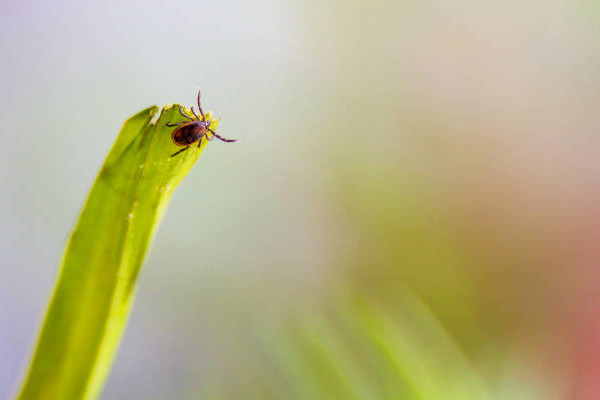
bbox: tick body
[172,120,210,146]
[166,89,237,157]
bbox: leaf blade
[18,104,213,400]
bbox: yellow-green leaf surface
[18,104,219,400]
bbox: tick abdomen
[172,123,206,146]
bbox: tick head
[202,112,220,130]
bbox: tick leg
[197,137,203,148]
[166,121,186,127]
[207,128,237,143]
[190,106,200,120]
[179,106,195,120]
[170,146,190,158]
[197,89,205,120]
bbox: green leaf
[17,104,218,400]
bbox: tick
[166,89,237,157]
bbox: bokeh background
[2,0,600,398]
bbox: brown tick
[166,89,237,157]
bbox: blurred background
[2,0,600,398]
